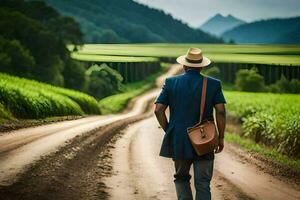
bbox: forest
[0,0,85,89]
[44,0,222,43]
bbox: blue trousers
[173,159,214,200]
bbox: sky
[135,0,300,27]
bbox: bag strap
[199,76,208,123]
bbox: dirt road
[104,116,300,200]
[0,64,299,200]
[0,65,182,187]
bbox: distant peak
[227,14,237,20]
[212,14,241,21]
[214,13,224,18]
[199,13,246,36]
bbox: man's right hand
[214,103,226,154]
[215,138,224,153]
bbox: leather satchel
[187,77,219,156]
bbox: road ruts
[104,116,300,200]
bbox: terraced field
[71,44,300,84]
[71,44,300,65]
[71,53,159,63]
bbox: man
[154,48,226,200]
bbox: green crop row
[0,73,100,119]
[70,44,300,65]
[71,52,159,63]
[0,102,14,122]
[225,91,300,158]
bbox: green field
[225,91,300,158]
[0,73,100,120]
[71,44,300,65]
[71,53,159,63]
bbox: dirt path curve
[0,64,182,186]
[104,116,300,200]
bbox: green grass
[225,132,300,171]
[98,63,169,114]
[0,73,100,120]
[71,52,159,63]
[0,103,14,120]
[220,82,236,90]
[225,91,300,158]
[0,102,15,124]
[70,44,300,65]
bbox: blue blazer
[155,69,226,160]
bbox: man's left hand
[215,138,224,153]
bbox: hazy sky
[135,0,300,27]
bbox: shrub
[267,75,300,94]
[63,59,87,91]
[98,65,165,114]
[202,66,220,79]
[86,64,123,99]
[235,68,265,92]
[289,79,300,93]
[0,37,35,78]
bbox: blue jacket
[155,69,226,160]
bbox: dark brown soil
[0,107,153,200]
[226,121,300,187]
[0,115,86,133]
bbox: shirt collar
[185,69,201,76]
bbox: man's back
[166,69,223,125]
[154,48,226,200]
[155,69,226,160]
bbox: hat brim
[176,55,211,68]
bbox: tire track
[103,116,300,200]
[0,64,182,199]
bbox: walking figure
[154,48,226,200]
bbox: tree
[235,68,265,92]
[0,37,35,78]
[0,1,85,88]
[63,59,87,91]
[85,64,123,99]
[100,29,123,43]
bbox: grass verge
[225,132,300,171]
[98,63,169,114]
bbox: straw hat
[176,48,211,68]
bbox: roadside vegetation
[85,64,124,99]
[98,63,169,114]
[207,65,300,166]
[234,67,300,93]
[0,73,100,121]
[225,133,300,171]
[225,91,300,158]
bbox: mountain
[222,17,300,44]
[43,0,222,44]
[199,14,246,36]
[275,26,300,44]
